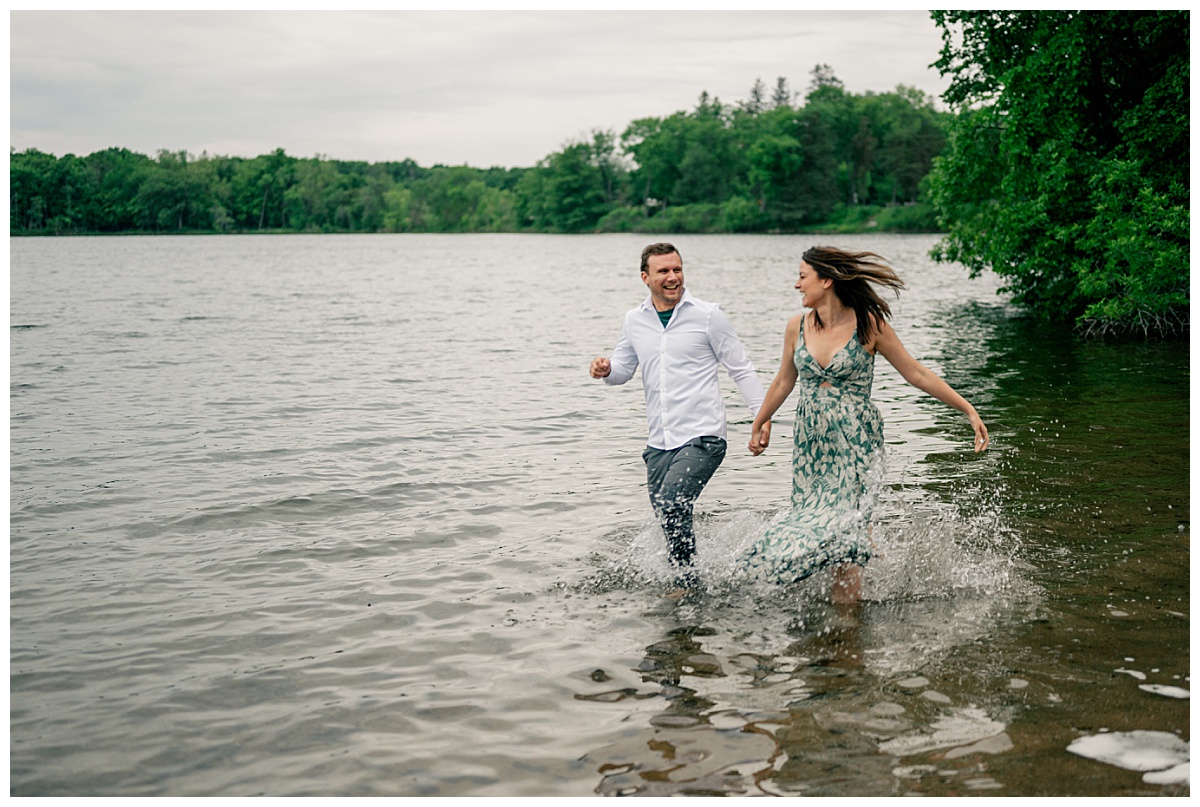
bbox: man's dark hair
[640,243,681,274]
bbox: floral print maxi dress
[749,317,885,583]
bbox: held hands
[590,357,611,378]
[748,420,771,455]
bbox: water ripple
[9,234,1188,797]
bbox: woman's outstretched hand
[970,411,989,452]
[749,420,772,455]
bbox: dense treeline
[928,10,1189,336]
[17,13,1186,336]
[10,66,949,237]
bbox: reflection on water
[10,234,1188,796]
[577,494,1043,796]
[572,267,1188,797]
[579,604,1029,796]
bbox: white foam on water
[878,707,1006,757]
[1067,731,1189,780]
[1144,763,1190,785]
[1139,684,1190,699]
[1116,668,1147,680]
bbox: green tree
[806,65,842,97]
[622,95,740,211]
[422,166,489,232]
[8,150,97,233]
[587,129,628,208]
[846,88,949,206]
[622,112,689,208]
[189,152,238,232]
[740,77,767,115]
[771,76,792,109]
[465,184,518,231]
[230,148,296,230]
[354,168,394,232]
[872,87,948,205]
[671,93,739,205]
[11,148,61,231]
[133,151,213,230]
[381,185,415,232]
[928,10,1189,335]
[284,157,353,231]
[748,104,840,227]
[513,167,550,230]
[804,66,871,206]
[11,65,955,238]
[740,100,803,213]
[539,141,611,232]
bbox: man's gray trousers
[642,435,727,579]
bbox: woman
[748,247,989,603]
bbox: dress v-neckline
[801,314,857,370]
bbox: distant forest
[10,66,949,237]
[11,12,1187,336]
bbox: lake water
[10,233,1189,796]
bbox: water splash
[583,473,1035,606]
[576,465,1043,675]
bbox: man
[590,243,769,589]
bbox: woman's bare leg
[831,563,862,604]
[831,525,875,605]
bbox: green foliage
[872,203,941,233]
[653,203,724,233]
[11,65,954,238]
[540,141,612,232]
[807,203,941,235]
[513,130,626,233]
[11,147,155,233]
[721,197,768,233]
[621,112,689,205]
[802,204,882,234]
[594,206,644,234]
[1074,160,1189,336]
[928,10,1189,336]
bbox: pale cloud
[11,10,950,167]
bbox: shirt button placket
[659,332,669,445]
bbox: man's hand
[590,357,611,378]
[749,420,771,455]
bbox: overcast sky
[11,10,953,169]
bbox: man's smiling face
[642,251,684,312]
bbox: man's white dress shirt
[605,289,765,450]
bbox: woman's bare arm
[873,319,989,452]
[749,315,802,455]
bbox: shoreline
[9,226,949,238]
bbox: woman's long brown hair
[802,246,906,345]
